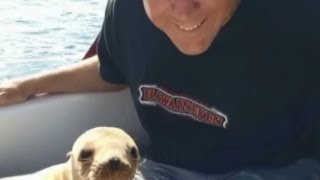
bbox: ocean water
[0,0,106,81]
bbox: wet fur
[1,127,140,180]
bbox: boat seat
[0,88,150,177]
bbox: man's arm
[0,55,127,106]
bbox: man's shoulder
[106,0,139,10]
[105,0,141,21]
[256,0,320,39]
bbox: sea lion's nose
[108,157,121,170]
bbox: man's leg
[135,158,320,180]
[134,158,206,180]
[208,158,320,180]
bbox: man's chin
[173,40,212,56]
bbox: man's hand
[0,79,31,106]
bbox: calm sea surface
[0,0,106,81]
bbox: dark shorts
[135,158,320,180]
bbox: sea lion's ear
[66,151,72,159]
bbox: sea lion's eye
[79,149,94,162]
[130,147,139,159]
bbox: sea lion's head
[68,127,140,180]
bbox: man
[0,0,319,179]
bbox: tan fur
[1,127,140,180]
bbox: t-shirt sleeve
[96,0,126,84]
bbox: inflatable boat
[0,37,150,177]
[0,89,150,177]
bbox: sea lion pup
[1,127,140,180]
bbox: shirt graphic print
[138,85,228,128]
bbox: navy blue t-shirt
[97,0,320,174]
